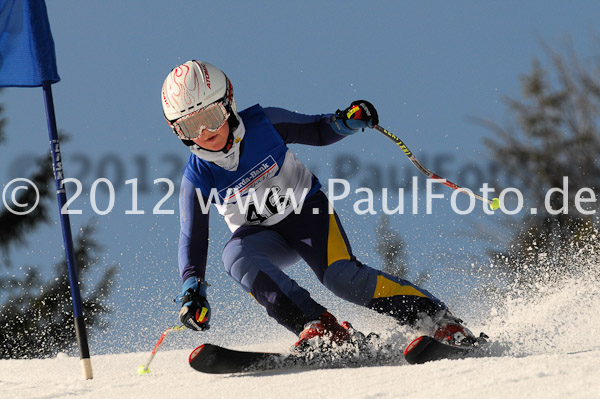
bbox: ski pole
[137,325,186,375]
[373,125,500,210]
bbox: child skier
[162,60,476,350]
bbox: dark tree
[0,93,117,358]
[480,44,600,290]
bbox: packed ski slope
[1,346,596,399]
[2,263,598,399]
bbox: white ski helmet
[161,60,241,149]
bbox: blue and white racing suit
[178,104,445,334]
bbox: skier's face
[191,120,230,151]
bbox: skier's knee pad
[222,239,259,290]
[222,238,242,276]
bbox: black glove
[335,100,379,132]
[176,277,211,331]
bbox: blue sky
[2,1,599,352]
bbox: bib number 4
[245,186,291,224]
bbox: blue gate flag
[0,0,60,87]
[0,0,90,379]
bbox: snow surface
[1,348,597,399]
[2,267,599,399]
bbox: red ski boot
[293,311,352,352]
[432,311,478,346]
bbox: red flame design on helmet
[167,63,201,113]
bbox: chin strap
[221,112,240,153]
[222,130,235,153]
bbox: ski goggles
[171,101,230,140]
